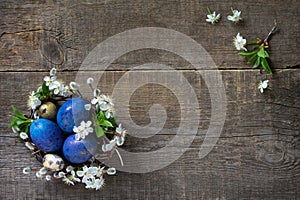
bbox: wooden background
[0,0,299,199]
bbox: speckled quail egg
[38,102,57,120]
[42,154,65,171]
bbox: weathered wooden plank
[1,131,299,199]
[0,70,299,199]
[1,70,299,136]
[0,0,299,72]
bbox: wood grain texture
[0,0,299,199]
[0,0,299,71]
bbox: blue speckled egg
[62,134,98,164]
[56,98,91,134]
[43,154,65,171]
[30,119,64,152]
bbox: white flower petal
[116,136,125,146]
[260,87,264,93]
[93,89,101,97]
[66,166,74,173]
[58,171,65,178]
[19,132,28,140]
[12,126,20,133]
[77,171,84,177]
[25,142,35,150]
[39,167,47,175]
[69,82,80,91]
[36,171,43,178]
[262,80,269,88]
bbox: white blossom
[27,91,41,110]
[95,166,104,177]
[62,170,80,185]
[115,124,126,146]
[77,166,97,183]
[44,76,60,90]
[94,177,105,190]
[227,9,242,23]
[84,177,104,190]
[258,80,269,93]
[206,8,221,24]
[59,84,71,97]
[102,140,117,152]
[73,121,94,141]
[62,176,75,185]
[233,33,247,51]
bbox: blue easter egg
[56,98,91,133]
[62,134,98,164]
[30,118,64,152]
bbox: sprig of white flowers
[22,164,116,190]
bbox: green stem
[246,40,258,45]
[231,7,234,13]
[207,7,212,15]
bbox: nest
[10,68,126,190]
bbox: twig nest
[43,154,65,171]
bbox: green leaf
[42,82,50,95]
[257,48,269,58]
[24,125,29,133]
[252,57,261,69]
[238,50,258,57]
[261,57,272,74]
[99,120,113,127]
[16,120,27,125]
[33,91,41,97]
[264,50,270,58]
[247,54,258,64]
[95,126,105,138]
[12,106,27,120]
[97,111,105,120]
[9,115,19,128]
[9,120,16,128]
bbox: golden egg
[38,102,57,120]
